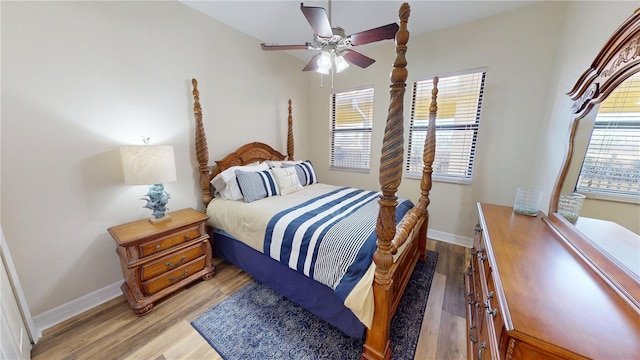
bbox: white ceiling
[181,0,539,61]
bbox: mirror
[548,9,640,312]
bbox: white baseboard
[428,229,473,248]
[30,230,469,342]
[32,280,123,341]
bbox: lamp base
[148,214,171,224]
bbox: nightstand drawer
[142,257,206,295]
[139,227,201,258]
[140,243,206,281]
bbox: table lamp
[120,144,177,223]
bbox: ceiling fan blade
[342,49,376,68]
[300,3,333,38]
[261,43,312,51]
[302,54,321,72]
[348,23,399,46]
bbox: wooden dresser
[465,203,639,359]
[108,208,215,315]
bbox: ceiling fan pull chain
[331,66,334,89]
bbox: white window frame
[330,86,374,173]
[405,68,487,184]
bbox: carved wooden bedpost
[363,3,410,360]
[192,78,213,206]
[287,99,295,160]
[418,77,438,261]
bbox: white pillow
[265,160,302,168]
[282,160,318,186]
[272,167,303,195]
[210,162,269,200]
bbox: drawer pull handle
[485,300,498,318]
[166,256,186,268]
[469,324,477,343]
[476,248,486,262]
[169,269,189,282]
[478,341,486,360]
[155,244,161,250]
[184,234,191,240]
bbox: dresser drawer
[139,226,202,258]
[142,256,206,295]
[140,243,206,281]
[467,224,501,360]
[465,268,482,358]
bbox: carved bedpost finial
[419,77,438,213]
[192,79,201,116]
[287,99,295,161]
[192,78,212,206]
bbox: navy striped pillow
[235,169,280,203]
[283,160,318,186]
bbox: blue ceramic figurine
[141,184,171,219]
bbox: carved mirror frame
[547,8,640,312]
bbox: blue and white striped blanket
[264,187,414,302]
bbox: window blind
[576,72,640,200]
[330,87,374,172]
[406,69,486,183]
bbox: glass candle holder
[558,192,586,224]
[513,188,543,216]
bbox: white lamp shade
[120,145,177,185]
[316,51,332,74]
[334,55,349,73]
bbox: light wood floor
[31,240,469,360]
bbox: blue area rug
[192,251,438,360]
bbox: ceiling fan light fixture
[316,51,332,73]
[334,54,349,73]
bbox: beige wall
[310,1,568,238]
[309,1,638,239]
[1,1,309,316]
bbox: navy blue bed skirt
[211,229,366,339]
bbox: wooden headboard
[191,80,295,205]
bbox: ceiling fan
[260,2,399,74]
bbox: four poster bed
[191,3,438,359]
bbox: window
[575,72,640,202]
[406,69,486,183]
[330,87,374,172]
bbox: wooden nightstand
[108,208,215,315]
